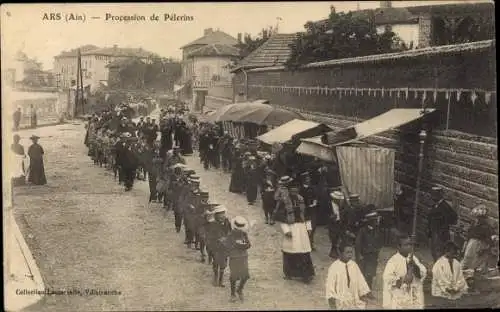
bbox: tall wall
[233,45,497,242]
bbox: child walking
[225,216,251,302]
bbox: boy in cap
[211,205,232,287]
[224,216,251,302]
[183,177,200,248]
[355,211,382,289]
[431,240,468,308]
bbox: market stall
[297,108,436,242]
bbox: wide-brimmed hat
[171,163,187,169]
[330,191,344,200]
[213,204,227,214]
[349,194,360,201]
[29,135,40,140]
[248,156,256,161]
[121,132,132,138]
[363,211,379,221]
[231,216,249,231]
[278,176,293,185]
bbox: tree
[285,10,407,69]
[113,57,181,91]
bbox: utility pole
[74,49,84,116]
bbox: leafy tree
[114,57,181,91]
[285,11,407,69]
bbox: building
[178,28,240,111]
[53,45,157,91]
[3,51,56,89]
[313,1,495,49]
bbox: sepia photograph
[1,1,498,311]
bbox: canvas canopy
[336,146,395,208]
[256,119,331,145]
[295,136,336,162]
[322,108,436,146]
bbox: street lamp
[411,129,428,242]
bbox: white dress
[382,252,427,309]
[279,221,312,254]
[325,259,370,310]
[432,256,468,300]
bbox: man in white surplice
[275,178,315,284]
[382,235,427,309]
[431,240,468,307]
[326,242,373,310]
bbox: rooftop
[55,45,157,58]
[180,29,239,49]
[247,39,495,72]
[231,33,300,72]
[313,2,494,29]
[187,44,240,58]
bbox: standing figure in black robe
[30,105,37,129]
[13,107,22,131]
[229,149,244,193]
[27,135,47,185]
[244,156,259,205]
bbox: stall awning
[257,119,332,145]
[295,136,337,162]
[323,108,436,146]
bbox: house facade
[178,28,240,111]
[53,45,156,91]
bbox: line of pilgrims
[83,105,498,308]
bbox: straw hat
[330,191,344,200]
[278,176,293,185]
[171,163,187,169]
[231,216,249,232]
[29,135,40,140]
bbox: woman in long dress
[244,156,259,205]
[27,135,47,185]
[229,148,245,193]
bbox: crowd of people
[81,103,498,309]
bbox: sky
[1,1,491,70]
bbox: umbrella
[205,103,251,123]
[221,103,303,127]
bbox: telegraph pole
[74,49,84,117]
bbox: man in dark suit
[428,186,458,261]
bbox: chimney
[204,28,213,36]
[380,1,392,8]
[237,33,242,43]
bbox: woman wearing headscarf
[27,135,47,185]
[11,134,27,186]
[461,204,496,293]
